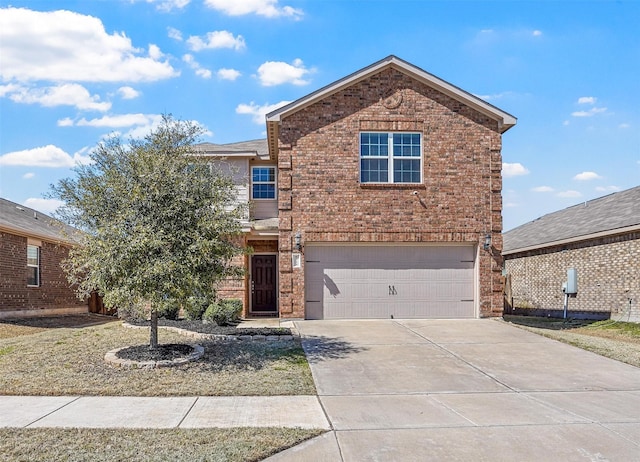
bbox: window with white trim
[360,132,422,184]
[27,245,40,287]
[251,166,276,199]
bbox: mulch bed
[129,319,292,337]
[116,343,196,362]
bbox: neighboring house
[209,55,516,320]
[503,186,640,321]
[0,198,88,318]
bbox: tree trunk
[150,307,158,349]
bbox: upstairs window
[360,132,422,184]
[252,166,276,199]
[27,245,40,287]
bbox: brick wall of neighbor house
[504,232,640,320]
[277,68,504,318]
[0,232,87,316]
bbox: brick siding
[277,68,504,318]
[0,232,87,316]
[504,232,640,321]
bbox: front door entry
[251,255,277,315]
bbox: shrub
[203,299,243,326]
[183,293,215,320]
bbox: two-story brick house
[208,55,516,320]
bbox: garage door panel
[305,245,476,319]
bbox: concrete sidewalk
[0,395,330,430]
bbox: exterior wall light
[483,233,492,251]
[294,231,302,251]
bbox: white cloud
[573,171,601,181]
[257,59,312,86]
[577,96,596,105]
[3,83,111,111]
[204,0,303,18]
[187,31,246,51]
[532,186,554,193]
[74,113,160,128]
[23,172,35,179]
[168,27,183,41]
[182,54,212,79]
[0,145,92,168]
[117,86,140,99]
[557,190,582,198]
[148,44,164,60]
[595,185,621,193]
[134,0,191,12]
[217,68,241,81]
[236,101,291,124]
[502,162,530,178]
[23,198,65,215]
[57,118,74,127]
[0,8,178,83]
[504,202,519,208]
[563,120,570,126]
[532,30,542,37]
[475,91,516,101]
[619,123,630,129]
[571,107,608,117]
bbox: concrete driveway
[267,319,640,462]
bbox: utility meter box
[565,268,577,295]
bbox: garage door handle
[389,285,397,295]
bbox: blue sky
[0,0,638,231]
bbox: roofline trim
[266,55,517,132]
[0,224,77,246]
[503,223,640,256]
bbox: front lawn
[504,315,640,368]
[0,427,323,462]
[0,316,316,396]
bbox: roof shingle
[503,186,640,254]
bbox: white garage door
[304,245,475,319]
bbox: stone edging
[121,322,295,342]
[105,344,205,369]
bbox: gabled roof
[266,55,517,159]
[503,186,640,255]
[194,139,269,160]
[0,198,79,244]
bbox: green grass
[585,320,640,336]
[0,428,324,462]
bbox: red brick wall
[277,68,504,318]
[0,232,87,315]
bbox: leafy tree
[51,115,246,348]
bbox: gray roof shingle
[195,139,268,159]
[503,186,640,254]
[0,198,79,244]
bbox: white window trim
[251,166,277,201]
[359,132,423,184]
[27,244,40,287]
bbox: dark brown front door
[251,255,277,314]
